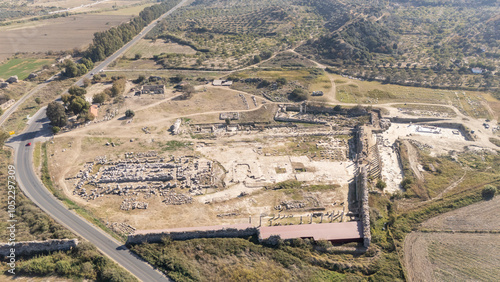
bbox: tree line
[83,0,181,63]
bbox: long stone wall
[358,167,371,248]
[0,239,78,256]
[127,227,258,245]
[354,126,371,248]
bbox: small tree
[376,179,387,189]
[62,59,79,78]
[69,96,89,115]
[46,102,67,127]
[0,129,9,147]
[401,178,413,190]
[68,86,87,97]
[290,88,307,101]
[35,97,42,105]
[92,92,108,104]
[276,77,287,86]
[83,78,91,88]
[482,185,497,200]
[135,75,146,84]
[125,109,135,118]
[61,94,72,105]
[52,126,60,134]
[134,53,142,60]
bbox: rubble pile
[72,155,218,207]
[124,151,158,158]
[163,192,193,205]
[275,200,306,211]
[109,222,136,235]
[120,198,149,210]
[238,93,249,109]
[217,212,239,218]
[408,139,433,150]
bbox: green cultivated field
[0,58,53,80]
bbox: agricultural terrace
[139,0,327,70]
[34,0,153,13]
[228,68,334,103]
[333,74,493,119]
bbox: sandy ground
[196,141,353,204]
[376,122,471,194]
[48,95,353,230]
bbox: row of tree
[62,58,94,78]
[83,0,181,63]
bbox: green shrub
[125,109,135,118]
[482,185,497,200]
[376,179,387,189]
[290,88,308,101]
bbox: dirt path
[403,140,423,181]
[287,49,338,103]
[433,171,467,200]
[404,232,434,282]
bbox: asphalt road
[7,110,169,281]
[76,0,191,87]
[7,109,169,281]
[4,0,191,280]
[0,73,59,127]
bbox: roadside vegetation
[0,241,137,281]
[0,140,135,280]
[130,236,375,281]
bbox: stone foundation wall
[127,228,258,245]
[0,239,78,256]
[354,126,371,248]
[358,167,371,248]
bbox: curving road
[7,110,169,281]
[4,0,191,280]
[76,0,191,87]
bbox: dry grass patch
[333,74,491,118]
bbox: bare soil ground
[47,134,351,230]
[45,83,353,232]
[0,14,131,62]
[404,196,500,282]
[421,196,500,231]
[405,232,500,282]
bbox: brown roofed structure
[259,221,363,242]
